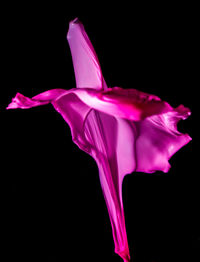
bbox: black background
[2,2,199,262]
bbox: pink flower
[7,18,191,262]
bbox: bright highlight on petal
[7,18,191,262]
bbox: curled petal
[67,18,107,90]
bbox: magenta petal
[84,110,133,261]
[7,18,192,262]
[67,18,107,90]
[6,89,67,109]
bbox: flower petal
[67,18,107,90]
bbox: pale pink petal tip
[6,93,25,109]
[71,17,79,24]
